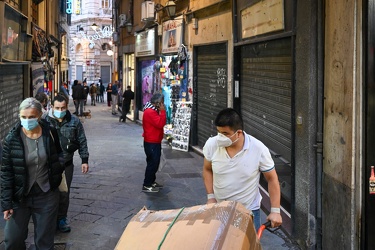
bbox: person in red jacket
[142,93,166,192]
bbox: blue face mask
[53,110,66,119]
[20,118,39,131]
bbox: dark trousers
[143,142,161,186]
[58,163,74,220]
[120,102,131,120]
[4,186,59,250]
[74,100,84,116]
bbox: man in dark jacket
[1,97,64,249]
[45,94,90,233]
[72,80,84,116]
[142,93,166,192]
[119,85,134,122]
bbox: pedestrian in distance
[202,108,283,231]
[100,82,105,103]
[119,85,134,122]
[142,93,166,192]
[1,97,64,250]
[44,94,90,233]
[82,80,89,106]
[106,83,112,107]
[96,83,100,103]
[60,82,69,104]
[89,83,97,106]
[72,80,85,117]
[35,92,49,118]
[111,82,119,115]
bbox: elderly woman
[1,97,64,250]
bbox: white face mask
[216,130,239,148]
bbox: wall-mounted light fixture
[165,1,176,18]
[125,22,133,34]
[90,23,98,31]
[155,0,177,19]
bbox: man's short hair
[53,94,68,106]
[214,108,244,131]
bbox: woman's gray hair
[150,93,164,104]
[19,97,43,114]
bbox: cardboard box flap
[115,201,262,250]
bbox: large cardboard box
[115,201,262,250]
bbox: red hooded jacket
[142,107,166,143]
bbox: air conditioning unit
[141,1,155,22]
[119,14,127,27]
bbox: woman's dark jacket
[1,120,64,211]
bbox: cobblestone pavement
[0,98,300,250]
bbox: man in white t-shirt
[202,108,282,231]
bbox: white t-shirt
[203,132,274,211]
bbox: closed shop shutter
[0,65,24,140]
[76,65,83,81]
[241,38,292,163]
[196,43,228,147]
[101,66,111,85]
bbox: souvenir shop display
[157,45,191,151]
[171,102,192,152]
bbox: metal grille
[0,65,24,140]
[196,43,228,147]
[240,38,292,163]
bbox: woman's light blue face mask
[20,118,39,131]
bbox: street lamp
[125,22,133,34]
[91,23,98,31]
[107,49,114,56]
[155,0,177,19]
[165,1,176,18]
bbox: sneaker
[57,218,71,233]
[142,185,159,193]
[152,182,164,189]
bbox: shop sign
[135,29,155,57]
[75,0,81,14]
[162,19,183,54]
[66,0,73,14]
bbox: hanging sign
[162,19,183,54]
[66,0,73,14]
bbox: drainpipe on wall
[315,0,324,248]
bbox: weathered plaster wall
[294,0,320,247]
[186,10,233,106]
[323,0,362,249]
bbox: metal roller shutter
[0,65,24,140]
[196,43,228,147]
[101,66,111,85]
[241,38,292,163]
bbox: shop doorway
[101,66,111,86]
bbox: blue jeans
[252,209,261,232]
[4,186,59,250]
[143,142,161,186]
